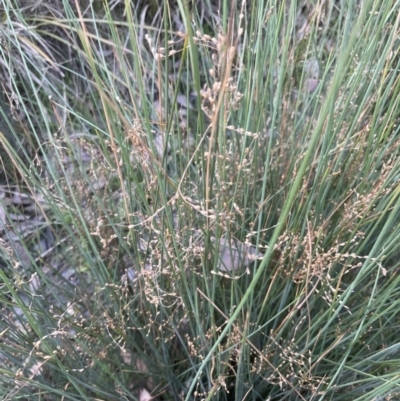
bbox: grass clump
[0,0,400,400]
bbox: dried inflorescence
[251,330,328,396]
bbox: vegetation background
[0,0,399,400]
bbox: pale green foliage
[0,1,400,400]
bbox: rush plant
[0,1,399,400]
